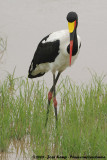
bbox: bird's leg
[50,72,61,93]
[53,74,58,123]
[47,72,60,107]
[45,72,60,127]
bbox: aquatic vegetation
[0,73,107,158]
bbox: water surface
[0,0,107,86]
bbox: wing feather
[28,34,60,78]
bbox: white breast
[50,49,79,73]
[48,31,80,73]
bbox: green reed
[0,72,107,158]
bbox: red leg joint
[53,97,57,108]
[48,91,52,101]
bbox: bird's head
[67,12,78,65]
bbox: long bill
[68,21,76,65]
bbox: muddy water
[0,0,107,159]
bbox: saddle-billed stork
[28,12,81,126]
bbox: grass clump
[0,73,107,158]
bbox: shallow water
[0,137,31,160]
[0,0,107,159]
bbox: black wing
[28,34,60,78]
[33,39,60,67]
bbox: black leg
[50,72,61,93]
[53,74,58,123]
[45,72,61,127]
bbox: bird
[28,12,81,126]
